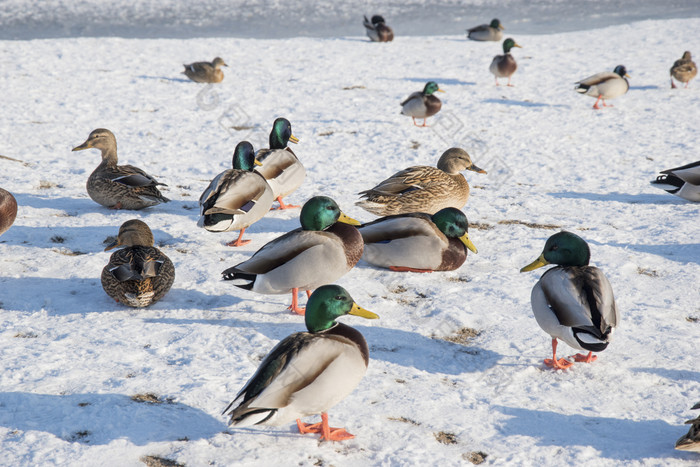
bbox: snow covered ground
[1,10,699,467]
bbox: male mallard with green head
[575,65,630,109]
[489,38,522,86]
[183,57,228,83]
[359,207,477,272]
[198,141,274,246]
[650,160,700,202]
[356,148,486,217]
[223,285,378,441]
[222,196,363,314]
[467,18,504,42]
[102,219,175,308]
[520,231,619,370]
[73,128,169,210]
[255,118,304,210]
[400,81,445,127]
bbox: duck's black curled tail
[221,267,256,290]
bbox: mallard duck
[363,15,394,42]
[182,57,228,83]
[222,196,363,315]
[198,141,274,247]
[670,51,697,89]
[489,38,522,86]
[676,402,700,452]
[650,160,700,202]
[101,219,175,308]
[520,231,619,370]
[0,188,17,236]
[575,65,630,109]
[467,18,504,42]
[356,148,487,217]
[400,81,445,127]
[72,129,169,210]
[223,284,378,441]
[255,118,304,210]
[359,207,477,272]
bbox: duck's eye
[550,245,559,251]
[334,295,346,301]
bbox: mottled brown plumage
[676,402,700,452]
[73,129,169,210]
[101,219,175,308]
[356,148,487,216]
[0,188,17,236]
[183,57,228,83]
[670,51,697,88]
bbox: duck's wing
[663,160,700,185]
[539,266,618,338]
[200,170,269,216]
[183,61,213,74]
[467,23,489,34]
[363,15,375,31]
[576,71,619,86]
[109,165,165,187]
[359,166,441,197]
[400,91,423,107]
[359,213,435,243]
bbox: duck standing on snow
[223,284,378,441]
[255,118,304,210]
[520,231,619,370]
[400,81,445,127]
[356,148,487,217]
[198,141,274,247]
[676,402,700,452]
[72,129,169,210]
[489,38,522,86]
[467,18,504,42]
[363,15,394,42]
[0,188,17,236]
[575,65,630,109]
[670,51,697,89]
[182,57,228,83]
[102,219,175,308]
[359,207,478,272]
[221,196,363,315]
[650,160,700,202]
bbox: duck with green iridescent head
[489,38,522,86]
[400,81,445,127]
[575,65,630,109]
[222,196,363,314]
[358,207,478,272]
[198,141,274,247]
[357,148,487,217]
[223,284,378,441]
[467,18,504,42]
[255,118,304,210]
[520,231,619,370]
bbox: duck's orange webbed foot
[320,412,354,441]
[272,196,300,210]
[296,419,322,434]
[543,339,573,370]
[573,352,597,363]
[286,288,306,315]
[226,229,251,247]
[389,266,434,273]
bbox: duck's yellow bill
[499,25,505,30]
[72,140,91,151]
[520,253,549,272]
[349,302,379,320]
[459,233,478,254]
[338,212,361,226]
[289,134,300,144]
[104,240,120,251]
[254,158,263,166]
[437,88,446,93]
[624,73,631,78]
[513,43,523,48]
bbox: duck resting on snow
[223,284,378,441]
[182,57,228,83]
[72,128,169,210]
[520,231,619,370]
[363,15,394,42]
[675,402,700,452]
[467,18,504,42]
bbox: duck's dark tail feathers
[221,267,256,290]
